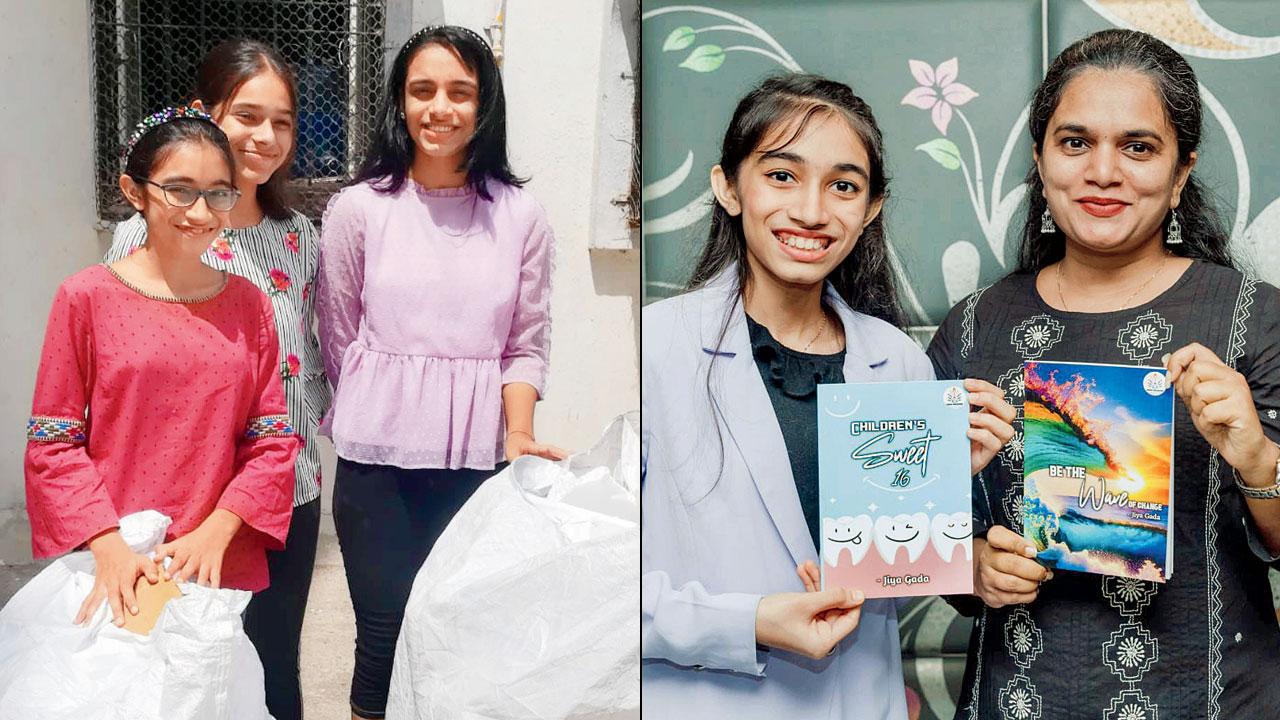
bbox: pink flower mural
[900,58,978,135]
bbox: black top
[745,313,845,553]
[926,260,1280,720]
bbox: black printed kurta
[926,261,1280,720]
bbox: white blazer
[641,267,936,719]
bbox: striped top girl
[106,211,330,506]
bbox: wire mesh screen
[91,0,388,223]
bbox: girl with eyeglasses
[315,25,562,719]
[102,38,325,720]
[25,106,297,647]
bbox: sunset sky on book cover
[818,380,974,599]
[1022,360,1175,582]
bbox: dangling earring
[1165,209,1182,245]
[1040,208,1057,234]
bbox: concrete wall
[0,1,640,556]
[0,2,102,562]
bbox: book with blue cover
[817,380,975,598]
[1021,360,1176,582]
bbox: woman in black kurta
[929,262,1280,719]
[926,29,1280,719]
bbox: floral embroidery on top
[285,231,300,253]
[27,415,87,443]
[1117,310,1173,362]
[281,353,301,380]
[1010,314,1064,359]
[245,414,295,439]
[999,674,1043,720]
[302,281,312,302]
[210,235,235,261]
[1104,690,1157,720]
[268,268,291,294]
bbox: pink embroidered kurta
[25,265,300,592]
[316,179,553,470]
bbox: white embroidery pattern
[1004,607,1044,666]
[1205,277,1256,718]
[961,285,990,359]
[962,607,989,719]
[999,673,1043,720]
[1105,689,1159,720]
[1116,310,1174,362]
[997,366,1027,419]
[1101,575,1161,717]
[1010,314,1064,360]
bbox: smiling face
[712,110,883,292]
[125,141,234,255]
[212,69,294,187]
[1036,68,1193,255]
[403,42,479,166]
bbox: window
[91,0,388,223]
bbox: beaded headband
[404,24,492,54]
[120,105,218,166]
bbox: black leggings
[243,497,321,720]
[332,457,503,719]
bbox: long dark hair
[684,74,903,497]
[354,25,524,200]
[195,38,298,221]
[687,73,905,329]
[1018,28,1234,271]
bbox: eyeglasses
[135,178,241,212]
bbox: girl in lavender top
[315,25,564,720]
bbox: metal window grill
[91,0,388,224]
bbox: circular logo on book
[943,385,965,406]
[1142,371,1169,396]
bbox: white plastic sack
[0,511,273,720]
[387,412,640,720]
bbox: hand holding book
[972,525,1051,609]
[754,586,866,660]
[1166,342,1277,484]
[963,378,1018,476]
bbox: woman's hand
[755,586,866,660]
[1167,343,1278,481]
[973,525,1050,608]
[153,508,243,588]
[964,378,1017,477]
[505,430,569,462]
[76,529,160,626]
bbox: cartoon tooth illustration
[930,511,973,562]
[873,513,930,564]
[822,515,872,566]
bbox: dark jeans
[333,457,503,719]
[243,497,321,720]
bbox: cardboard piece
[121,575,183,635]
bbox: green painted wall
[642,1,1280,332]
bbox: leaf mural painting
[679,44,726,72]
[663,26,696,51]
[916,139,963,171]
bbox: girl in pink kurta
[25,107,298,628]
[315,26,561,719]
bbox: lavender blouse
[315,179,553,470]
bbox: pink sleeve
[218,297,299,550]
[24,284,118,558]
[315,191,364,390]
[500,212,553,397]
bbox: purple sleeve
[500,212,553,397]
[315,192,365,390]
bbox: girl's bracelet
[506,430,534,441]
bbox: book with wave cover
[1022,360,1176,581]
[818,380,974,598]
